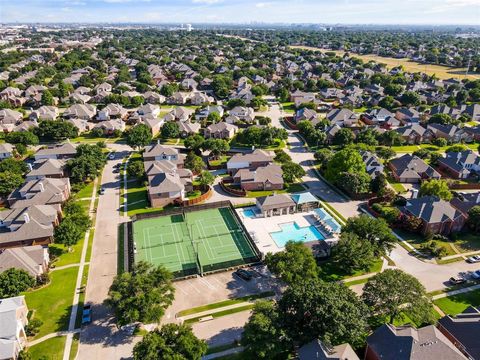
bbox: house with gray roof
[204,122,238,139]
[427,123,472,143]
[0,144,14,160]
[437,150,480,179]
[7,178,70,210]
[143,144,185,165]
[29,106,59,121]
[396,124,434,144]
[0,245,49,278]
[256,194,296,217]
[25,159,66,181]
[298,339,359,360]
[326,108,359,127]
[63,104,96,120]
[34,143,76,161]
[361,151,384,178]
[233,164,284,191]
[365,324,467,360]
[450,192,480,216]
[0,296,28,360]
[227,149,274,172]
[389,154,441,183]
[437,306,480,360]
[400,196,466,235]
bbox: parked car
[234,269,253,281]
[471,270,480,279]
[82,304,92,325]
[108,152,115,160]
[466,255,480,263]
[449,276,466,285]
[99,187,105,195]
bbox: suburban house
[97,103,128,121]
[34,143,77,161]
[93,119,125,135]
[146,172,192,208]
[450,192,480,216]
[290,90,316,107]
[190,92,213,105]
[62,104,97,121]
[25,159,66,181]
[0,109,23,132]
[295,108,319,125]
[427,123,472,143]
[0,296,29,360]
[361,151,384,178]
[7,178,71,210]
[195,105,224,122]
[204,122,238,139]
[298,339,359,360]
[365,324,467,360]
[0,205,60,249]
[389,154,441,183]
[437,151,480,179]
[29,106,59,121]
[395,107,422,124]
[396,124,435,144]
[437,306,480,360]
[137,103,161,118]
[227,149,274,173]
[362,108,395,126]
[163,107,190,122]
[326,108,359,127]
[65,118,90,133]
[400,196,466,235]
[139,117,164,137]
[229,106,255,123]
[0,245,49,278]
[256,194,296,217]
[0,143,14,160]
[232,164,284,191]
[143,144,186,165]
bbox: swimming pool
[243,209,257,219]
[269,222,325,248]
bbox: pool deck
[236,207,338,255]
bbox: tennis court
[132,207,259,277]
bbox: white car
[472,270,480,279]
[108,152,115,160]
[467,255,480,263]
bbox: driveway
[78,149,139,360]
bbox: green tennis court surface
[133,207,258,276]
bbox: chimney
[411,189,419,199]
[157,139,160,145]
[476,193,480,204]
[39,182,45,192]
[23,212,30,223]
[27,163,33,171]
[457,152,461,163]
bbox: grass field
[133,207,258,276]
[28,335,66,360]
[318,259,383,282]
[434,289,480,315]
[289,45,479,81]
[24,267,78,339]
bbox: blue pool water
[270,222,325,248]
[243,209,257,218]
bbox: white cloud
[192,0,222,4]
[256,2,274,8]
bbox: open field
[289,45,480,81]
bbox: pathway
[202,346,245,360]
[432,283,480,300]
[29,329,81,347]
[178,300,260,323]
[63,177,99,360]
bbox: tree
[279,279,369,348]
[339,171,371,195]
[127,160,145,180]
[133,324,207,360]
[41,90,54,106]
[342,215,396,256]
[241,301,291,360]
[54,218,83,250]
[332,232,376,274]
[428,113,457,125]
[281,161,305,184]
[34,120,78,141]
[314,148,334,168]
[127,124,152,149]
[376,147,396,161]
[0,171,24,196]
[0,268,36,298]
[107,261,174,326]
[184,134,205,154]
[264,241,318,285]
[356,128,379,146]
[333,128,354,146]
[160,122,180,139]
[274,150,291,164]
[371,173,388,197]
[198,170,215,187]
[185,152,204,174]
[206,112,221,124]
[419,179,452,201]
[379,130,403,146]
[362,269,434,325]
[67,144,106,183]
[0,158,28,174]
[203,138,229,158]
[468,206,480,233]
[400,91,421,106]
[446,144,468,153]
[324,147,366,184]
[5,131,39,146]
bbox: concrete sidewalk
[432,283,480,300]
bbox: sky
[1,0,479,25]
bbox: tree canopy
[0,268,36,298]
[127,124,152,149]
[419,179,452,201]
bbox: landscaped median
[176,291,275,325]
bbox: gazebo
[291,192,320,212]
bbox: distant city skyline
[1,0,479,25]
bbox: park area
[132,206,260,277]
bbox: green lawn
[396,229,457,257]
[77,199,91,213]
[28,335,66,360]
[177,291,275,317]
[434,289,480,315]
[389,181,407,193]
[209,155,229,167]
[73,181,95,200]
[318,259,383,282]
[246,183,305,198]
[280,102,296,114]
[49,241,83,267]
[74,265,89,329]
[24,267,78,339]
[184,304,254,325]
[126,180,150,216]
[69,334,80,360]
[453,233,480,253]
[391,145,421,153]
[118,224,125,274]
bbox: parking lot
[162,266,282,324]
